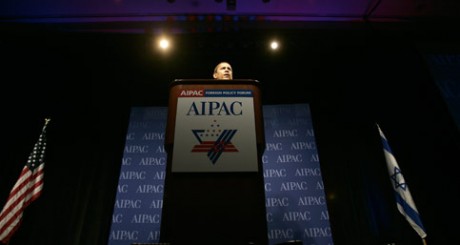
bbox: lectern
[160,79,267,245]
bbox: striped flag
[0,119,50,244]
[377,124,427,240]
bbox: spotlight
[159,39,170,49]
[270,41,279,50]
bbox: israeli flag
[377,124,427,239]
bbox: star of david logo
[190,120,238,164]
[390,166,407,191]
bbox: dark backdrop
[1,21,459,245]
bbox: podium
[160,79,268,245]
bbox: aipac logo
[191,120,238,164]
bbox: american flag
[0,118,50,244]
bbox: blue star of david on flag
[390,166,407,190]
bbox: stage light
[154,35,173,55]
[159,39,170,49]
[270,40,279,51]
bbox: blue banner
[263,104,333,245]
[108,107,167,244]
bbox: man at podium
[160,62,268,245]
[213,61,233,80]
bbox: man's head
[213,62,233,80]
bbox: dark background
[1,18,460,245]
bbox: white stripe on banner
[377,124,427,239]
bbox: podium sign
[172,89,258,172]
[161,79,268,245]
